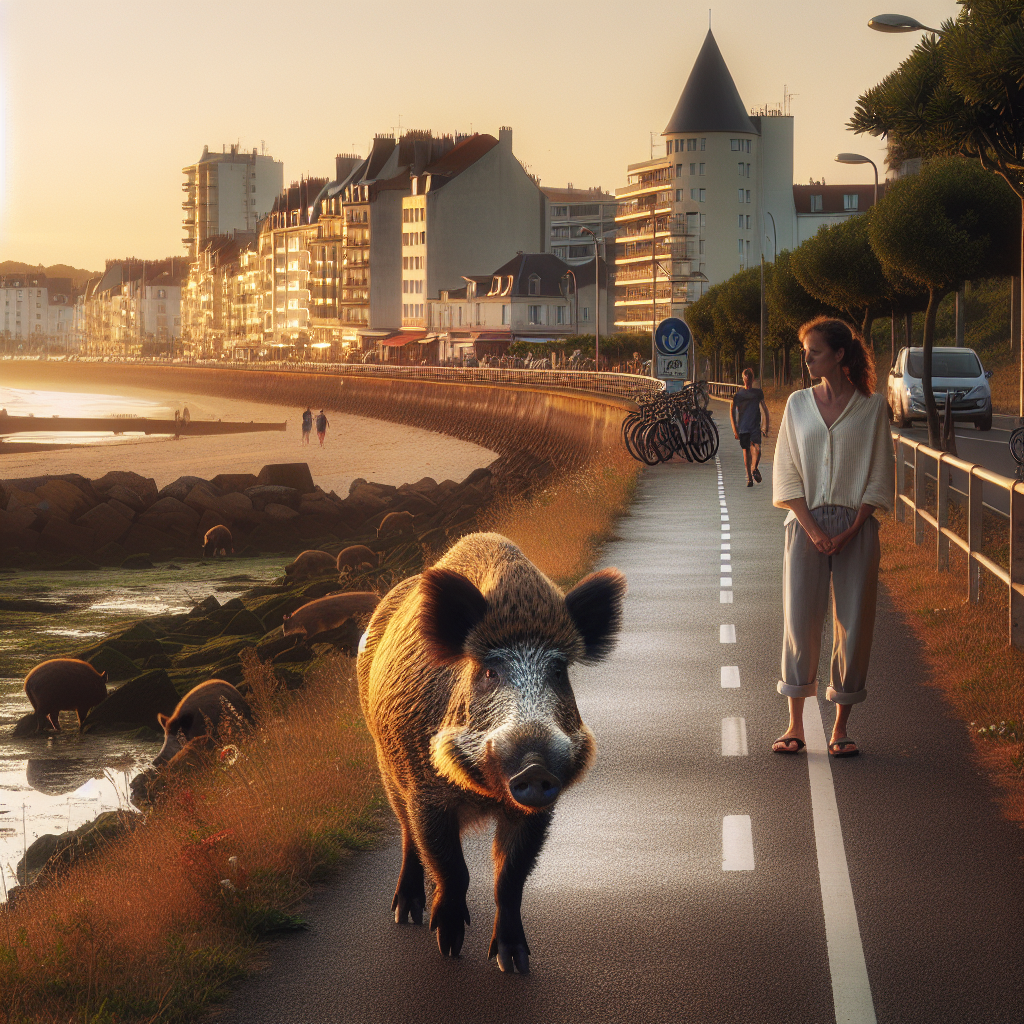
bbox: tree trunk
[861,310,876,388]
[922,288,945,450]
[905,311,913,349]
[890,311,896,374]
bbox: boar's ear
[157,713,170,729]
[564,568,627,663]
[419,568,488,664]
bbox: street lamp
[868,13,944,35]
[579,225,600,370]
[835,153,879,207]
[560,269,578,342]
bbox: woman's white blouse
[772,387,894,523]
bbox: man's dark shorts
[739,429,761,450]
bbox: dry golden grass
[878,514,1024,825]
[0,653,381,1024]
[988,361,1021,417]
[480,447,642,588]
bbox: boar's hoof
[489,917,531,973]
[492,942,530,975]
[508,765,562,809]
[392,891,425,926]
[430,899,470,958]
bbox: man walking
[301,407,312,445]
[731,368,770,486]
[315,408,329,447]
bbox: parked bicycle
[621,381,719,465]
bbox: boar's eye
[476,665,501,693]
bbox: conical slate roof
[664,30,757,136]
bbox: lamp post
[835,152,879,207]
[868,12,944,35]
[579,225,600,369]
[560,268,578,344]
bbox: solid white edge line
[806,707,877,1023]
[722,815,754,870]
[721,716,748,755]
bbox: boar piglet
[358,532,626,974]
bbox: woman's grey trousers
[777,504,880,705]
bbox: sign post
[654,317,691,394]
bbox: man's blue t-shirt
[731,387,764,433]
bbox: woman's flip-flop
[828,739,860,758]
[772,736,805,754]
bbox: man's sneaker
[753,468,762,484]
[747,478,753,487]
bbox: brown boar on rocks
[203,524,233,557]
[24,659,108,732]
[154,680,253,764]
[358,532,626,974]
[284,549,337,578]
[281,591,380,638]
[377,510,415,542]
[336,544,378,574]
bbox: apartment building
[613,29,798,331]
[80,258,186,355]
[181,232,258,357]
[542,186,617,266]
[182,144,283,259]
[793,182,886,244]
[1,273,76,348]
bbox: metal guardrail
[707,381,742,400]
[895,434,1024,649]
[7,356,667,403]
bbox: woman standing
[771,318,894,757]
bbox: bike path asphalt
[213,430,1024,1024]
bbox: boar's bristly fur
[358,531,626,975]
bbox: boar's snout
[508,764,562,809]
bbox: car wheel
[975,413,992,431]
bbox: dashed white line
[721,717,748,755]
[720,665,740,688]
[720,624,736,643]
[722,815,755,871]
[720,591,733,603]
[721,543,731,550]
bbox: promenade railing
[14,355,666,403]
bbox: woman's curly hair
[798,316,876,396]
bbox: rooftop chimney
[499,126,513,149]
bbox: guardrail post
[895,438,905,523]
[1011,482,1023,648]
[914,448,926,545]
[968,466,982,604]
[936,452,949,571]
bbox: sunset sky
[0,0,955,270]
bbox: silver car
[887,346,993,431]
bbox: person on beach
[301,407,313,445]
[315,409,329,447]
[771,317,894,758]
[730,368,770,486]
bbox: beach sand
[0,382,495,493]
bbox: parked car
[887,346,993,431]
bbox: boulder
[137,496,201,537]
[257,463,315,493]
[220,491,255,519]
[103,484,148,513]
[1,503,37,530]
[33,810,143,886]
[35,479,93,520]
[266,503,299,521]
[245,485,301,511]
[122,522,179,556]
[39,516,95,556]
[158,475,218,503]
[86,646,140,682]
[7,486,44,509]
[83,669,180,733]
[221,609,265,636]
[211,473,259,493]
[245,521,303,554]
[183,483,224,516]
[106,497,136,522]
[15,833,61,886]
[12,712,39,737]
[93,541,129,566]
[0,509,39,552]
[76,502,133,547]
[92,471,158,506]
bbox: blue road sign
[655,318,691,356]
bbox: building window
[569,245,592,258]
[552,226,570,239]
[528,305,542,324]
[746,163,751,177]
[739,162,745,176]
[676,163,682,176]
[738,239,744,254]
[746,215,751,229]
[739,189,745,203]
[556,306,566,325]
[700,214,706,228]
[731,139,741,151]
[553,246,568,257]
[502,304,511,325]
[810,194,823,212]
[528,275,541,296]
[699,189,706,202]
[552,206,567,216]
[691,188,697,201]
[582,306,590,321]
[475,303,481,323]
[738,215,744,228]
[667,142,672,156]
[746,190,751,203]
[699,238,705,254]
[701,138,706,150]
[699,163,705,175]
[458,307,463,326]
[844,193,859,211]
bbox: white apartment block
[542,186,617,266]
[182,144,284,259]
[1,274,75,347]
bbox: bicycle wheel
[689,412,719,463]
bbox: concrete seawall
[3,363,631,472]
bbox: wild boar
[281,591,380,638]
[131,734,219,807]
[24,659,108,733]
[203,524,233,557]
[377,510,415,543]
[284,549,337,579]
[358,532,626,973]
[336,544,378,574]
[155,680,253,764]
